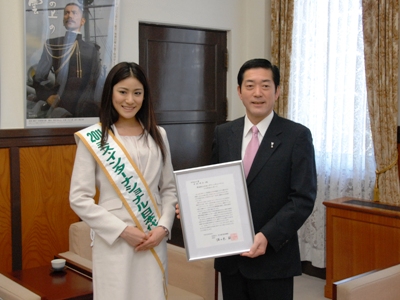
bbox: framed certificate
[174,160,254,261]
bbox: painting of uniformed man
[26,0,117,127]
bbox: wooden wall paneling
[1,127,81,270]
[20,145,80,269]
[10,147,22,271]
[0,128,79,148]
[0,148,12,273]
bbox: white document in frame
[185,173,245,248]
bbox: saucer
[51,266,66,272]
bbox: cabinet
[324,197,400,298]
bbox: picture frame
[174,160,255,261]
[24,0,119,128]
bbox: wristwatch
[158,225,169,236]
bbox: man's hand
[119,226,148,248]
[46,94,60,107]
[241,232,268,258]
[135,227,166,251]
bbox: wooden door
[139,23,227,246]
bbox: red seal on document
[230,233,238,241]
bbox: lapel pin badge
[271,142,274,148]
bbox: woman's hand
[175,203,181,219]
[135,226,167,251]
[120,226,148,248]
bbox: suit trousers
[220,270,293,300]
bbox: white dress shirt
[241,111,274,158]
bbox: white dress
[69,125,177,300]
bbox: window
[290,0,376,268]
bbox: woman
[69,62,177,299]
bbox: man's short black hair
[65,2,83,13]
[237,58,280,90]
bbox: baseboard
[301,261,326,279]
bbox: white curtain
[289,0,376,268]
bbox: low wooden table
[7,264,93,299]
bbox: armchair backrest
[0,273,41,300]
[334,264,400,300]
[69,221,92,260]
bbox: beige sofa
[59,221,216,300]
[333,264,400,300]
[0,273,40,300]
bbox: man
[177,58,317,299]
[31,2,100,118]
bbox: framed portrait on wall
[24,0,119,128]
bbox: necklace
[45,39,82,78]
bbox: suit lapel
[247,114,283,183]
[228,118,244,161]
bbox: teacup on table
[51,258,66,271]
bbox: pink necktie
[243,126,259,177]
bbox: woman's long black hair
[99,62,166,162]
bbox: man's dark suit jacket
[212,113,317,280]
[32,31,100,117]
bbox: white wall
[0,0,25,128]
[0,0,271,129]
